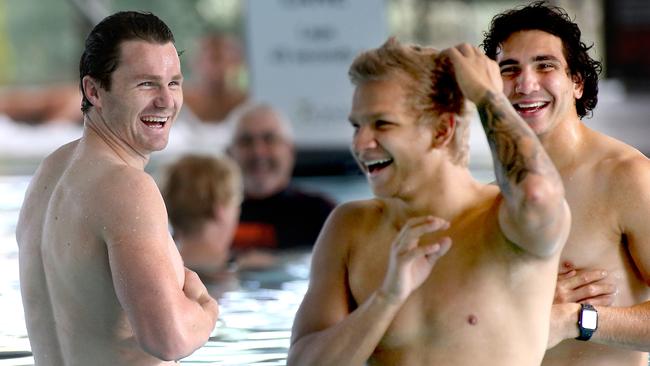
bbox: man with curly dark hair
[483,2,650,365]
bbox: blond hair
[162,154,242,235]
[349,37,472,166]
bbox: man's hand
[441,43,503,104]
[183,268,219,312]
[379,216,452,304]
[555,264,617,305]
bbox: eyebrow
[132,73,183,81]
[348,112,393,124]
[498,55,561,68]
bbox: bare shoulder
[96,164,159,200]
[587,130,650,212]
[311,198,386,257]
[320,199,386,239]
[329,199,386,224]
[17,140,79,238]
[29,140,79,184]
[607,150,650,208]
[88,163,166,235]
[592,133,649,194]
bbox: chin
[369,184,393,199]
[149,142,169,152]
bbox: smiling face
[94,40,183,153]
[229,107,295,199]
[496,30,583,137]
[349,76,435,198]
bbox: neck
[539,116,585,171]
[177,220,231,274]
[83,112,149,170]
[393,158,483,221]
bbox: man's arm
[443,44,569,257]
[100,170,218,361]
[288,203,451,366]
[551,156,650,350]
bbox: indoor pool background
[0,173,377,366]
[0,170,498,365]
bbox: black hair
[481,1,602,118]
[79,11,175,114]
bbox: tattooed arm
[442,44,570,257]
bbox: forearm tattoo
[477,91,550,198]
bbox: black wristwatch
[576,303,598,341]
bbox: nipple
[467,314,478,325]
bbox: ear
[82,75,103,110]
[572,74,584,100]
[432,112,456,148]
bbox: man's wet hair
[349,37,471,166]
[79,11,176,114]
[481,1,602,119]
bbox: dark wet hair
[481,1,602,118]
[79,11,175,114]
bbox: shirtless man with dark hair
[483,3,650,365]
[17,11,218,365]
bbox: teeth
[516,102,546,109]
[141,116,168,123]
[366,158,392,166]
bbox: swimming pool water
[0,175,314,365]
[0,169,496,365]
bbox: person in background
[183,32,249,125]
[227,103,335,257]
[288,37,570,366]
[16,11,218,365]
[482,2,650,365]
[162,154,243,282]
[0,84,82,124]
[169,32,250,154]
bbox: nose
[352,124,377,153]
[154,87,174,109]
[250,138,272,157]
[514,67,540,95]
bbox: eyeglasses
[234,132,286,148]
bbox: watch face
[582,310,598,330]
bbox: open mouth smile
[513,101,549,115]
[141,116,169,129]
[364,158,394,175]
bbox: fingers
[183,267,209,300]
[395,216,449,253]
[442,43,479,59]
[571,282,617,303]
[581,294,615,306]
[404,236,452,263]
[554,268,617,304]
[557,269,576,280]
[561,269,608,290]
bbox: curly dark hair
[481,1,602,119]
[79,11,175,114]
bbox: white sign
[245,0,388,148]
